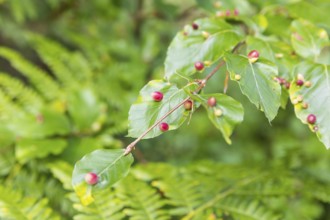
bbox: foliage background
[0,0,330,219]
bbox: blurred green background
[1,0,330,219]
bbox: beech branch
[124,60,226,155]
[123,41,245,156]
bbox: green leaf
[16,138,67,164]
[225,53,281,121]
[11,107,71,138]
[47,160,74,190]
[193,93,244,144]
[288,1,330,30]
[269,41,299,77]
[128,80,195,139]
[0,72,43,114]
[0,146,15,176]
[316,45,330,65]
[73,187,126,220]
[61,137,104,164]
[67,88,101,131]
[264,14,291,39]
[246,36,275,63]
[72,149,134,206]
[164,18,241,81]
[289,62,330,149]
[0,185,61,220]
[152,177,202,216]
[0,124,14,147]
[117,175,170,220]
[247,37,297,108]
[0,47,60,100]
[217,197,280,220]
[291,19,329,62]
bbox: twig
[124,60,226,155]
[123,40,246,155]
[124,96,190,155]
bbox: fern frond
[306,183,330,203]
[30,37,76,87]
[8,167,76,219]
[0,89,25,119]
[152,176,202,216]
[0,184,61,220]
[73,188,125,220]
[217,196,281,220]
[0,47,59,100]
[47,160,74,191]
[8,0,37,23]
[235,176,295,197]
[0,146,15,176]
[0,73,43,113]
[117,175,170,220]
[30,35,92,83]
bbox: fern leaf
[47,160,74,190]
[73,188,125,220]
[30,35,92,83]
[235,176,295,197]
[307,183,330,203]
[116,175,170,220]
[152,176,202,216]
[0,146,15,176]
[217,196,281,220]
[9,0,37,23]
[30,36,78,87]
[0,89,24,119]
[0,184,61,220]
[0,73,43,113]
[0,47,59,100]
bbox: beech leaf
[72,149,134,205]
[225,53,281,121]
[165,18,241,81]
[192,93,244,144]
[289,62,330,149]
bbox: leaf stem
[124,60,226,155]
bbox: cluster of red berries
[289,74,316,129]
[275,77,291,89]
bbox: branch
[123,40,247,155]
[124,96,190,155]
[124,60,226,155]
